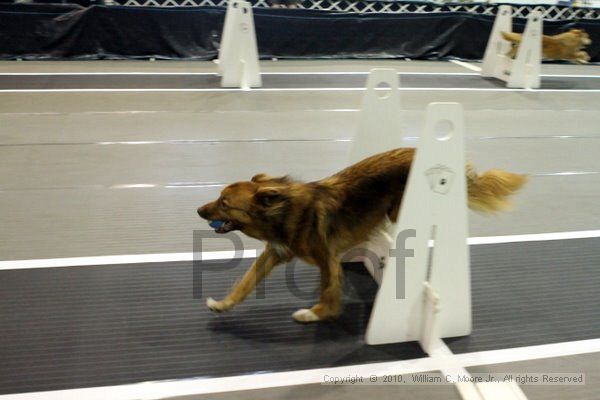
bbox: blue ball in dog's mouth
[209,220,237,233]
[209,220,225,229]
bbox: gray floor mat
[1,238,599,394]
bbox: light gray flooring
[469,352,600,400]
[0,60,599,260]
[166,353,599,400]
[172,379,462,400]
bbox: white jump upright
[348,69,405,164]
[217,0,261,89]
[346,70,527,400]
[481,5,542,89]
[364,102,471,351]
[346,70,471,349]
[345,69,406,282]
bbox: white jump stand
[347,68,405,164]
[217,0,261,89]
[364,103,528,400]
[481,5,542,89]
[344,69,407,283]
[346,71,528,400]
[365,102,472,351]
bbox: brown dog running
[197,148,526,323]
[502,28,592,64]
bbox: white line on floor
[535,171,600,177]
[467,229,600,245]
[0,71,598,78]
[0,72,215,76]
[0,250,257,270]
[0,71,476,76]
[543,74,600,78]
[450,60,483,72]
[1,229,599,270]
[2,87,600,93]
[1,338,598,400]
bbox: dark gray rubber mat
[0,261,423,394]
[1,238,599,394]
[2,73,600,90]
[447,237,600,353]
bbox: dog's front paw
[206,297,234,313]
[292,308,320,323]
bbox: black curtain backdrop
[0,4,598,61]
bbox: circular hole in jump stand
[434,120,454,141]
[375,81,392,99]
[243,7,248,13]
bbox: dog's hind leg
[207,245,287,313]
[293,255,343,323]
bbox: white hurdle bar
[481,5,542,89]
[346,70,528,400]
[217,0,262,89]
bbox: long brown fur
[501,29,592,64]
[197,148,526,323]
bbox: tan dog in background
[197,148,526,323]
[502,28,592,64]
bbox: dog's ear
[254,187,284,207]
[251,173,293,183]
[251,173,272,183]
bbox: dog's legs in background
[293,255,343,323]
[207,246,286,313]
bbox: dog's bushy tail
[466,165,527,213]
[501,31,522,43]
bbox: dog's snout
[197,203,217,219]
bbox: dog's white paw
[206,297,233,313]
[292,308,320,323]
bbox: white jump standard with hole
[346,68,405,280]
[216,0,261,89]
[481,5,542,89]
[347,69,528,400]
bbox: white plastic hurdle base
[428,337,529,400]
[344,69,409,282]
[481,5,542,89]
[217,0,262,89]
